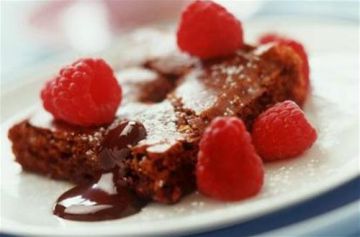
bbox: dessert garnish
[53,171,145,221]
[99,120,147,170]
[41,58,122,126]
[252,100,317,161]
[54,120,147,221]
[177,0,243,59]
[196,117,264,201]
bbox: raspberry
[196,117,264,201]
[252,100,317,161]
[177,0,243,59]
[41,58,122,126]
[258,33,310,86]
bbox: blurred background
[1,0,358,84]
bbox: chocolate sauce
[53,171,145,221]
[99,120,146,170]
[54,120,147,221]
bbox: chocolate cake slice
[8,43,307,203]
[8,112,106,184]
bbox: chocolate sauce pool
[54,120,147,221]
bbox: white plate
[1,18,359,236]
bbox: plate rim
[1,167,359,236]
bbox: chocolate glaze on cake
[8,37,307,205]
[171,44,305,140]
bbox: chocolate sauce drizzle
[54,120,147,221]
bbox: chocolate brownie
[8,112,106,184]
[120,44,306,202]
[8,43,307,203]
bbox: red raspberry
[41,58,122,126]
[258,33,310,87]
[196,117,264,201]
[252,100,317,161]
[177,0,243,59]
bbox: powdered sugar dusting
[117,100,181,153]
